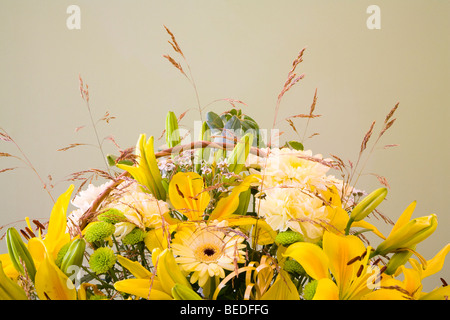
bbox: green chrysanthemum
[84,221,115,243]
[89,247,117,275]
[97,209,127,225]
[122,228,146,246]
[283,259,306,276]
[303,280,318,300]
[275,230,304,246]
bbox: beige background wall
[1,1,449,292]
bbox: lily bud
[6,227,36,282]
[165,111,181,149]
[374,214,437,256]
[171,283,202,300]
[60,238,86,276]
[227,133,253,174]
[384,245,415,275]
[350,187,388,222]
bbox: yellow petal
[0,253,19,279]
[227,216,277,245]
[0,260,28,300]
[389,201,416,236]
[44,185,74,259]
[114,278,172,300]
[352,220,386,239]
[144,227,169,252]
[322,231,366,297]
[156,249,191,294]
[283,242,329,280]
[209,174,259,221]
[363,288,410,300]
[27,237,46,269]
[168,172,210,221]
[312,278,339,300]
[421,243,450,279]
[420,285,450,300]
[260,270,299,300]
[117,255,153,279]
[35,253,77,300]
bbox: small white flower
[68,182,109,228]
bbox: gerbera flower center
[194,243,222,262]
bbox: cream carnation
[108,182,170,230]
[261,148,331,192]
[257,186,330,242]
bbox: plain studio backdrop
[0,1,449,293]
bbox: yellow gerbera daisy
[171,221,247,287]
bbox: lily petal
[322,231,366,298]
[313,278,339,300]
[114,278,172,300]
[168,172,210,221]
[421,243,450,279]
[35,253,77,300]
[117,255,153,279]
[283,242,329,280]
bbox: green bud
[227,133,253,174]
[60,239,86,276]
[350,187,388,222]
[55,242,71,268]
[171,283,202,300]
[6,228,36,282]
[384,246,415,275]
[165,111,181,149]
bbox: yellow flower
[171,221,246,287]
[114,248,194,300]
[365,243,450,300]
[168,171,210,221]
[284,231,377,300]
[374,201,437,256]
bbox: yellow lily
[117,134,166,201]
[321,186,386,239]
[162,172,272,247]
[284,231,378,300]
[0,260,28,300]
[168,171,211,221]
[34,243,77,300]
[374,201,437,256]
[367,243,450,300]
[0,253,20,279]
[260,270,300,300]
[114,248,194,300]
[27,185,74,265]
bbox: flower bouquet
[1,27,449,301]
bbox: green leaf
[288,141,304,151]
[206,111,224,130]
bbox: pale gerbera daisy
[171,221,247,287]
